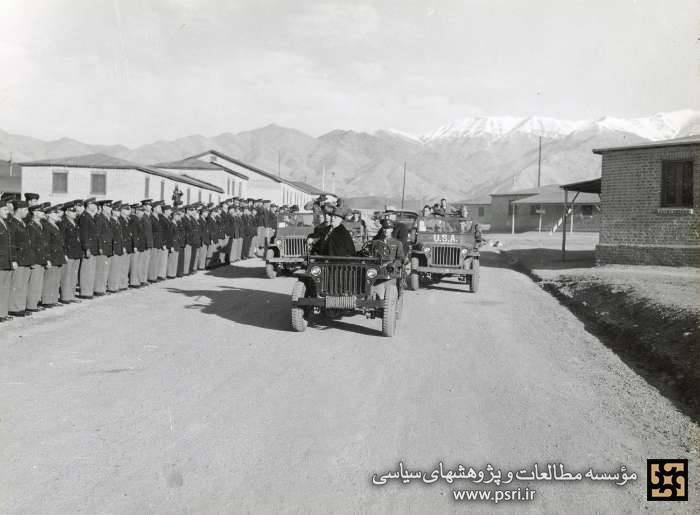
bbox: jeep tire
[265,250,277,279]
[381,283,398,337]
[291,281,308,332]
[409,257,420,291]
[470,259,480,293]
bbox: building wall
[596,144,700,266]
[490,193,599,233]
[458,203,491,226]
[489,194,530,231]
[157,167,245,201]
[21,166,221,205]
[194,153,314,205]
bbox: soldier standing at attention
[140,200,154,285]
[199,207,211,270]
[148,201,163,282]
[179,205,192,276]
[157,203,171,281]
[25,205,47,312]
[41,204,65,307]
[78,198,99,299]
[107,201,124,293]
[188,204,202,274]
[129,203,146,287]
[94,200,113,296]
[8,201,31,316]
[0,200,13,321]
[119,204,134,290]
[163,206,178,279]
[60,202,82,303]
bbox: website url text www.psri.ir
[453,487,536,503]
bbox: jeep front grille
[282,237,307,256]
[432,245,461,266]
[320,263,367,296]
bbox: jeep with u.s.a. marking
[408,215,484,292]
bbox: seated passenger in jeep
[314,206,356,256]
[371,218,405,261]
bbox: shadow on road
[166,285,291,332]
[202,261,268,280]
[504,248,596,271]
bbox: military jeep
[264,212,316,278]
[290,240,406,337]
[408,215,483,292]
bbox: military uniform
[140,204,154,284]
[61,205,82,302]
[78,202,99,298]
[120,207,134,289]
[41,208,65,306]
[129,207,146,287]
[0,202,12,319]
[108,203,125,293]
[8,207,31,315]
[148,204,162,281]
[94,203,114,295]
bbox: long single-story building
[20,153,223,205]
[488,184,600,233]
[593,135,699,266]
[153,156,249,201]
[455,196,492,225]
[181,150,319,208]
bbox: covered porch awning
[560,177,601,261]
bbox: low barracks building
[594,135,699,266]
[20,154,223,205]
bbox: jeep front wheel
[470,259,480,293]
[381,283,398,337]
[265,250,277,278]
[291,281,308,332]
[409,257,420,291]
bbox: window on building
[507,200,515,215]
[52,170,68,194]
[198,190,202,202]
[208,193,212,203]
[238,182,242,197]
[144,177,150,198]
[227,178,230,195]
[661,160,693,208]
[530,204,539,216]
[160,181,165,201]
[581,205,594,216]
[478,207,485,217]
[90,173,106,195]
[187,188,191,203]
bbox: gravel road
[1,251,697,514]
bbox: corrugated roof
[180,174,225,192]
[153,156,249,181]
[513,190,600,205]
[189,149,285,184]
[490,184,561,197]
[593,134,700,153]
[20,153,223,193]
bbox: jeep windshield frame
[417,215,473,234]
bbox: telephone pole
[322,164,326,192]
[537,136,542,187]
[401,161,407,208]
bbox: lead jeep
[408,215,483,292]
[290,240,406,337]
[264,212,316,278]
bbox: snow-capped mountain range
[396,109,700,142]
[1,110,699,201]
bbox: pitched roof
[20,153,223,193]
[561,177,601,194]
[593,134,700,153]
[180,174,225,192]
[490,184,561,197]
[289,181,324,195]
[512,190,599,205]
[152,156,249,180]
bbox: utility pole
[401,161,407,209]
[537,136,542,187]
[322,164,326,192]
[331,172,336,193]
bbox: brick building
[593,135,699,266]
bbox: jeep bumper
[292,296,383,309]
[414,265,472,275]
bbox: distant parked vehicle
[264,212,316,278]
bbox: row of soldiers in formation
[0,193,281,322]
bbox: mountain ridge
[2,110,698,201]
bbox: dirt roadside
[495,247,699,439]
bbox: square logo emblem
[647,459,688,501]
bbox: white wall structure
[153,156,249,201]
[187,150,319,207]
[20,153,223,205]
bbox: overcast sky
[1,0,698,146]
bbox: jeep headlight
[310,265,321,277]
[276,239,282,246]
[423,246,431,254]
[461,248,469,256]
[366,268,378,279]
